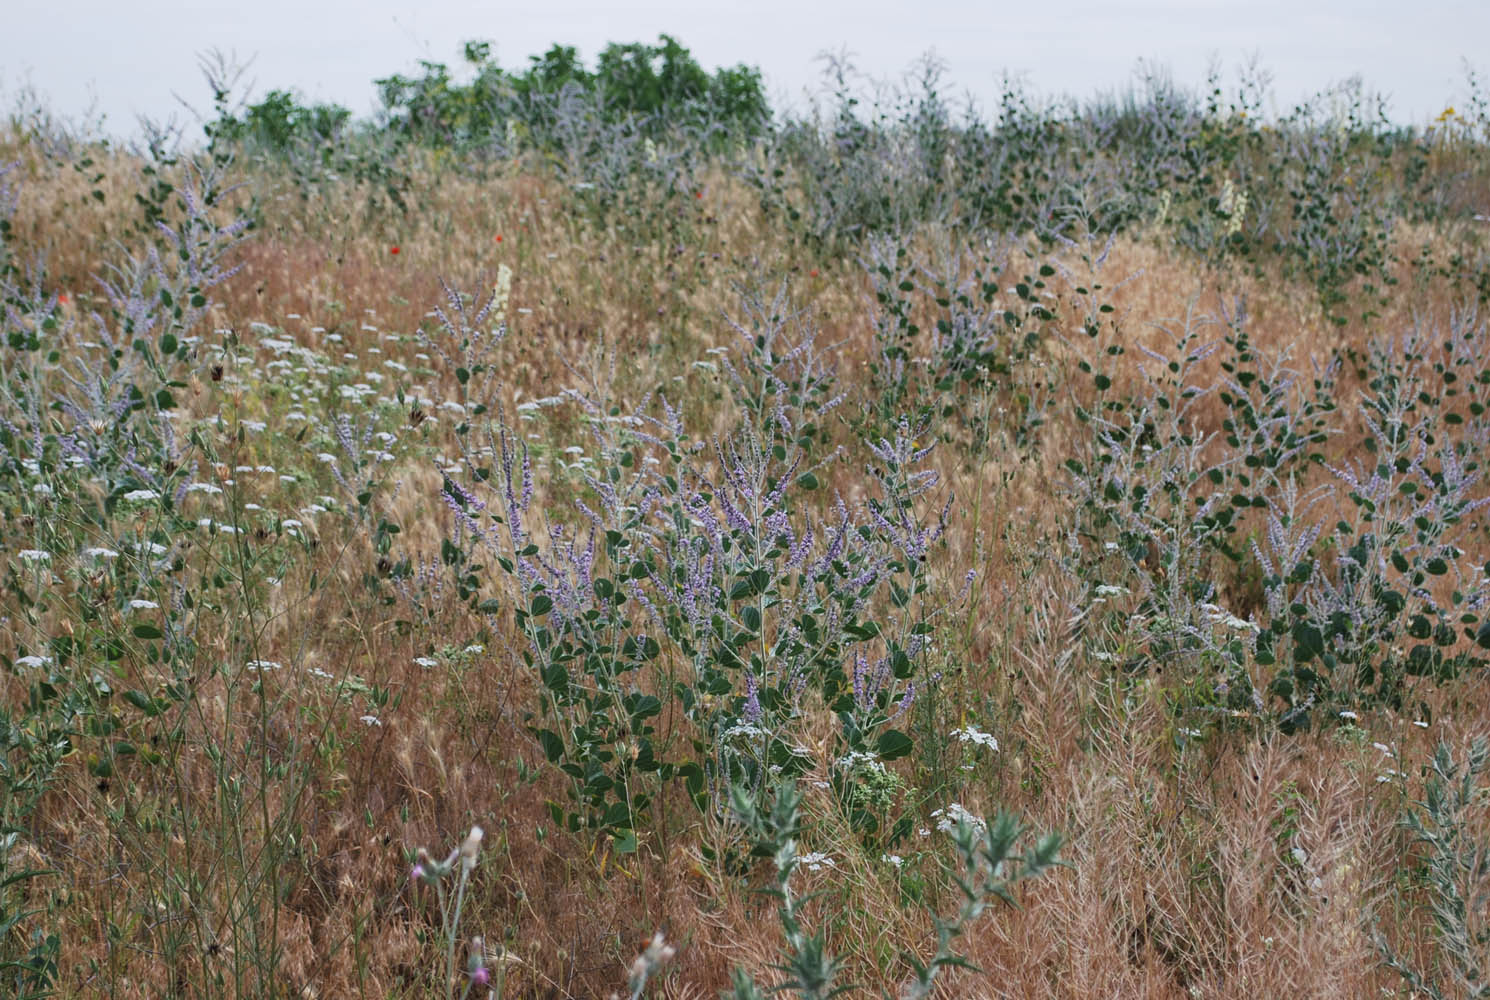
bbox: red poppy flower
[57,294,69,304]
[809,269,819,278]
[390,246,401,255]
[695,190,703,199]
[495,234,503,243]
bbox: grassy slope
[3,130,1489,999]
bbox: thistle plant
[724,782,849,1000]
[896,808,1064,999]
[409,825,492,999]
[719,781,1062,1000]
[625,931,678,999]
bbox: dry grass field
[4,60,1490,999]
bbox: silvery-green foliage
[719,280,844,460]
[433,291,949,843]
[1,132,255,999]
[859,234,1062,460]
[1062,263,1490,728]
[1061,284,1343,725]
[1253,313,1490,724]
[1379,739,1490,1000]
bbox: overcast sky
[4,0,1484,138]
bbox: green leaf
[679,762,705,801]
[1291,622,1324,662]
[602,801,632,830]
[876,728,914,760]
[536,728,564,763]
[123,689,160,716]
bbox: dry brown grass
[5,133,1490,1000]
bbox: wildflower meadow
[4,38,1490,998]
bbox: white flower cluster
[492,264,513,320]
[797,851,835,872]
[951,725,999,752]
[834,749,887,777]
[930,802,986,834]
[1218,177,1250,237]
[1199,602,1260,634]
